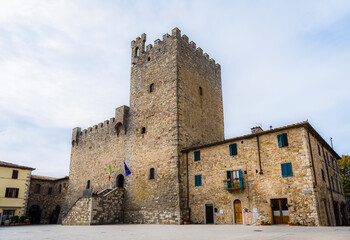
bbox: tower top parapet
[130,27,220,69]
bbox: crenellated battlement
[71,106,129,145]
[130,27,220,70]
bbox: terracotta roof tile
[0,161,35,170]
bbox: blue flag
[124,161,131,176]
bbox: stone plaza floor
[0,224,349,240]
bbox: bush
[11,216,19,223]
[19,216,27,223]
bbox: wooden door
[205,204,214,224]
[271,198,289,224]
[234,199,243,224]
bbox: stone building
[27,175,68,224]
[63,28,347,226]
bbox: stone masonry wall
[63,188,124,225]
[183,126,320,226]
[306,130,347,226]
[27,177,68,224]
[62,197,91,225]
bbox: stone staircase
[62,187,125,225]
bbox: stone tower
[64,28,224,224]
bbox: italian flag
[108,164,112,182]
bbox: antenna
[330,137,333,149]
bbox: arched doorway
[117,174,124,188]
[50,205,61,224]
[28,205,41,224]
[233,199,243,224]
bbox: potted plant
[4,217,10,226]
[184,218,191,225]
[19,216,26,225]
[288,221,299,226]
[11,216,20,225]
[24,217,30,225]
[260,216,271,225]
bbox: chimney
[251,126,263,134]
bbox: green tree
[339,155,350,198]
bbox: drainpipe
[186,152,191,219]
[322,145,335,226]
[307,131,317,187]
[256,135,263,174]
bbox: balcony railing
[223,179,244,190]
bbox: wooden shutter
[195,175,202,186]
[194,151,200,162]
[238,169,243,188]
[15,189,19,198]
[287,163,293,176]
[5,188,9,197]
[277,134,283,147]
[229,144,237,156]
[282,133,288,147]
[281,163,287,177]
[226,171,232,188]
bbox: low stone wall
[62,188,124,225]
[91,188,124,224]
[62,197,92,225]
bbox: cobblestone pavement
[0,224,349,240]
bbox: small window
[135,47,139,57]
[86,180,90,189]
[199,86,203,96]
[331,176,334,191]
[195,175,202,186]
[321,169,325,182]
[326,152,329,165]
[149,168,155,180]
[277,133,288,148]
[141,127,146,134]
[317,144,321,155]
[149,83,154,93]
[147,57,151,61]
[194,151,200,162]
[12,170,19,179]
[229,143,237,156]
[34,184,41,194]
[5,188,19,198]
[58,184,62,194]
[48,187,53,195]
[281,162,293,177]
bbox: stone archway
[50,205,61,224]
[116,174,124,188]
[28,205,41,224]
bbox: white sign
[219,209,224,215]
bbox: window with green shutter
[195,175,202,186]
[281,162,293,177]
[194,151,200,162]
[277,133,288,148]
[229,143,237,156]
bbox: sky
[0,0,349,177]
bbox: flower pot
[4,220,10,226]
[184,221,190,225]
[260,223,271,225]
[288,223,299,226]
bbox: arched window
[135,47,139,57]
[117,174,124,188]
[48,187,53,195]
[86,180,90,189]
[58,184,62,194]
[34,184,41,194]
[149,168,155,180]
[149,83,154,93]
[199,86,203,96]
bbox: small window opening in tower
[141,127,146,134]
[148,57,151,61]
[135,47,139,57]
[149,168,155,180]
[86,180,90,189]
[150,83,154,93]
[199,86,203,96]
